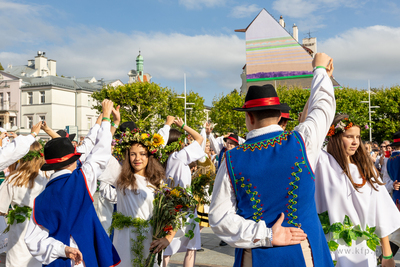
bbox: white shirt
[24,121,112,266]
[208,68,336,248]
[0,134,36,171]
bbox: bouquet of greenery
[191,167,215,205]
[145,184,199,267]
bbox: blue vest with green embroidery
[226,130,333,267]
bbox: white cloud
[229,4,261,18]
[319,25,400,87]
[179,0,226,9]
[272,0,365,19]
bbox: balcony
[0,102,18,111]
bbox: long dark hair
[327,114,383,191]
[117,142,165,194]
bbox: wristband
[111,122,119,128]
[383,253,393,260]
[31,132,37,137]
[102,117,111,122]
[313,66,326,72]
[181,123,185,130]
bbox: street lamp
[177,74,195,125]
[360,80,380,141]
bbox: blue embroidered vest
[387,151,400,208]
[33,169,120,267]
[217,147,227,169]
[226,130,333,267]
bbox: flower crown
[327,117,355,138]
[113,128,165,160]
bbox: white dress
[164,141,206,256]
[315,150,400,267]
[113,174,159,267]
[0,173,48,267]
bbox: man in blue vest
[209,53,335,266]
[25,100,120,267]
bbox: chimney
[48,59,56,76]
[27,59,34,67]
[279,15,285,28]
[293,23,298,42]
[35,51,49,76]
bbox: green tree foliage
[168,91,206,130]
[0,62,4,71]
[210,89,246,135]
[91,82,170,131]
[371,86,400,142]
[91,82,206,132]
[277,85,400,143]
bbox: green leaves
[328,240,339,252]
[318,211,380,252]
[4,205,32,234]
[210,89,246,135]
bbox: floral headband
[113,128,165,160]
[327,117,355,138]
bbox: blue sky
[1,0,400,105]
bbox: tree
[0,62,4,71]
[210,89,246,135]
[91,82,170,131]
[168,91,206,130]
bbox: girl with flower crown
[101,125,175,267]
[0,137,55,267]
[312,114,400,267]
[163,117,205,267]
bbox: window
[39,115,45,122]
[7,92,10,102]
[28,92,33,105]
[0,93,3,108]
[87,117,92,129]
[27,116,33,128]
[40,91,45,104]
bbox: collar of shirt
[49,169,72,181]
[246,124,283,141]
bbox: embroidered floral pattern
[237,131,291,152]
[235,177,263,222]
[287,160,305,227]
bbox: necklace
[354,173,367,187]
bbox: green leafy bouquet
[191,167,215,205]
[3,205,32,233]
[145,184,199,267]
[319,211,380,266]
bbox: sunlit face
[341,126,360,158]
[364,143,371,153]
[205,142,210,154]
[226,139,238,151]
[129,143,149,175]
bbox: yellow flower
[141,133,149,140]
[152,133,164,147]
[170,188,181,198]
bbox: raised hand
[174,117,185,129]
[165,115,175,126]
[312,53,332,70]
[205,122,212,135]
[102,99,113,119]
[112,105,121,124]
[31,121,42,136]
[271,213,307,246]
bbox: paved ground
[0,193,399,266]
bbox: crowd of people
[0,52,400,267]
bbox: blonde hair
[7,142,48,188]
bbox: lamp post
[176,73,194,125]
[360,80,380,142]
